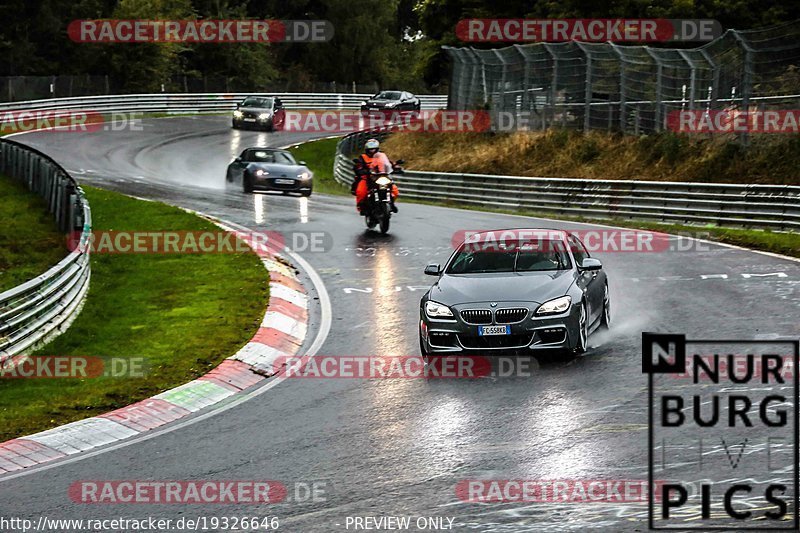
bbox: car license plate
[478,325,510,336]
[275,178,295,185]
[243,118,256,122]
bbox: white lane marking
[0,215,332,483]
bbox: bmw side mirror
[234,157,242,163]
[424,263,441,276]
[580,258,602,271]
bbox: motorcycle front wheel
[379,204,391,234]
[365,215,377,229]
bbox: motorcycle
[352,158,403,234]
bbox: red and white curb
[0,222,307,475]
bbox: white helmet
[365,139,380,153]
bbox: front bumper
[232,116,273,129]
[419,304,581,354]
[250,175,312,192]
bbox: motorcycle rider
[352,138,398,214]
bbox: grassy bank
[381,129,800,185]
[288,137,348,195]
[290,136,799,258]
[0,186,269,440]
[0,175,68,292]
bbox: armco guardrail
[0,139,91,361]
[0,93,448,115]
[334,129,800,231]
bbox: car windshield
[446,239,571,274]
[241,149,296,164]
[374,91,401,100]
[240,97,273,108]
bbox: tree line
[0,0,796,93]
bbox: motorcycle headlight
[297,171,310,180]
[535,295,572,316]
[425,301,453,319]
[375,176,392,186]
[233,110,243,118]
[258,113,270,120]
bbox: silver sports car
[419,229,610,356]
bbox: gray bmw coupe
[419,229,610,357]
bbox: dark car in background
[226,147,313,196]
[419,229,610,357]
[360,91,421,114]
[232,96,285,131]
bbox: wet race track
[1,116,799,531]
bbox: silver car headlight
[233,110,243,118]
[535,295,572,316]
[425,301,453,319]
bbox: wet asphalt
[0,116,798,532]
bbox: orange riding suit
[355,152,399,209]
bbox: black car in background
[360,91,421,114]
[232,96,285,131]
[226,147,313,196]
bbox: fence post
[731,30,754,146]
[645,49,664,132]
[576,43,592,132]
[543,44,558,130]
[610,43,626,132]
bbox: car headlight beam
[425,301,453,319]
[233,110,243,118]
[535,295,572,316]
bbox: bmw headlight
[255,169,266,177]
[535,295,572,316]
[425,301,453,319]
[297,171,310,180]
[361,101,367,106]
[258,113,270,120]
[386,102,397,108]
[233,110,243,118]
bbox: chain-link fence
[444,20,800,136]
[0,76,384,102]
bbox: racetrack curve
[1,116,798,531]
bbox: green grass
[0,175,68,292]
[291,138,800,258]
[0,186,269,440]
[287,137,350,196]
